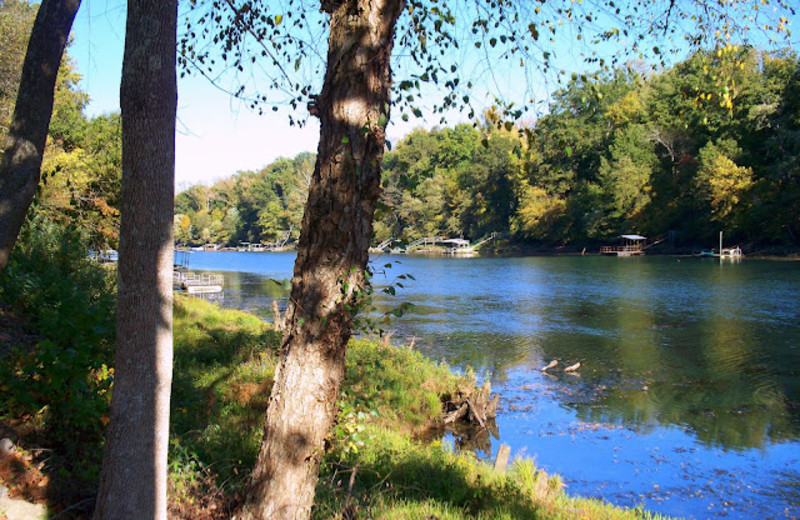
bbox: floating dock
[173,271,224,294]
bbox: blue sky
[68,0,798,189]
[71,0,324,189]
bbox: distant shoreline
[176,243,800,260]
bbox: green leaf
[275,14,283,25]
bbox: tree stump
[442,380,498,429]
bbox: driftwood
[271,300,284,332]
[540,360,558,372]
[494,444,511,473]
[380,331,394,348]
[442,380,498,430]
[564,362,581,373]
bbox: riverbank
[473,239,800,259]
[169,296,672,519]
[2,290,673,519]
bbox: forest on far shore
[175,47,800,251]
[19,40,794,253]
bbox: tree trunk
[240,0,404,518]
[0,0,81,272]
[92,0,177,518]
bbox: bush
[0,214,116,494]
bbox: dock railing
[600,245,645,254]
[173,271,224,288]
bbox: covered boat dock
[601,234,646,256]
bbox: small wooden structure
[389,233,498,255]
[173,271,224,294]
[601,234,646,256]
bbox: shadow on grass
[170,296,281,485]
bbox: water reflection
[180,251,800,518]
[369,256,800,452]
[196,253,800,451]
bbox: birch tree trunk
[240,0,404,517]
[92,0,177,518]
[0,0,81,271]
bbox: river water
[179,251,800,519]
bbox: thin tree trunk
[0,0,81,271]
[92,0,177,518]
[240,0,404,518]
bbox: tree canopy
[176,47,800,249]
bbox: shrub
[0,214,116,496]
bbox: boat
[700,232,743,260]
[720,246,743,258]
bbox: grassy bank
[1,264,672,520]
[170,296,671,520]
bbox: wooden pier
[173,271,224,294]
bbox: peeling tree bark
[0,0,81,272]
[92,0,177,518]
[240,0,405,518]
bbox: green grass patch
[171,295,280,483]
[169,297,675,520]
[342,338,470,430]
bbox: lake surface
[179,251,800,519]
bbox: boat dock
[173,271,224,294]
[601,234,646,256]
[370,233,498,255]
[699,232,743,260]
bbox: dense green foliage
[379,48,800,247]
[515,47,800,246]
[1,0,123,251]
[38,109,123,250]
[0,215,116,502]
[0,15,123,504]
[174,153,313,246]
[177,48,799,250]
[0,0,35,142]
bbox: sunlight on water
[179,251,800,519]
